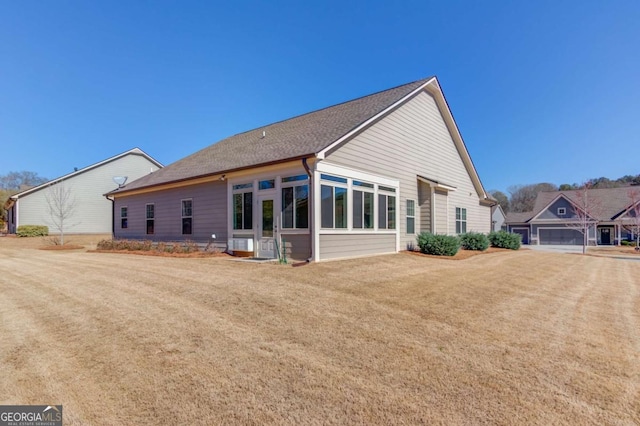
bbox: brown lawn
[0,238,638,425]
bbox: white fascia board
[316,77,437,160]
[417,175,457,191]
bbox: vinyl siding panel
[434,191,449,234]
[15,154,159,234]
[326,90,490,247]
[418,181,431,234]
[319,233,395,260]
[114,181,227,247]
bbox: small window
[282,174,307,183]
[259,179,275,190]
[353,180,374,188]
[557,207,566,216]
[455,207,467,234]
[120,207,128,229]
[232,183,253,190]
[406,200,416,234]
[146,204,155,235]
[181,199,193,235]
[320,174,347,184]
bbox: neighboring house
[505,187,640,246]
[5,148,162,235]
[109,77,493,261]
[491,204,506,232]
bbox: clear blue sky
[1,1,638,192]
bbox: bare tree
[565,183,602,254]
[508,183,557,212]
[619,188,640,249]
[45,183,78,245]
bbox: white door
[257,197,276,258]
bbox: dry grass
[1,238,638,425]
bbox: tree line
[490,174,640,213]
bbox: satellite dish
[113,176,128,188]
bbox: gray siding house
[505,187,640,245]
[109,77,493,261]
[5,148,162,235]
[491,204,506,232]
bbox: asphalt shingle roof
[117,77,434,193]
[506,187,639,223]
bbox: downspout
[302,158,313,262]
[105,195,115,239]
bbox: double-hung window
[181,199,193,235]
[282,175,309,229]
[321,174,348,229]
[120,207,128,229]
[406,200,416,234]
[233,183,253,230]
[378,186,396,230]
[352,181,374,229]
[146,204,155,235]
[456,207,467,234]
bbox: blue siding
[114,181,227,247]
[537,197,577,220]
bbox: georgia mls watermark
[0,405,62,426]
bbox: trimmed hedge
[488,230,521,250]
[460,232,490,251]
[16,225,49,237]
[417,233,460,256]
[97,239,201,253]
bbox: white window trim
[281,178,310,230]
[120,206,128,229]
[145,203,155,235]
[181,199,193,235]
[455,207,467,234]
[406,199,416,234]
[557,207,566,215]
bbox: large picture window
[456,207,467,234]
[146,204,155,235]
[182,199,193,235]
[353,189,374,229]
[233,192,253,230]
[282,183,309,229]
[378,194,396,230]
[321,174,348,229]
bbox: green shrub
[459,232,490,251]
[16,225,48,237]
[621,240,638,246]
[417,233,460,256]
[488,231,521,250]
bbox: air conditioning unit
[228,238,254,252]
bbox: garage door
[539,229,583,245]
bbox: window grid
[406,199,416,234]
[455,207,467,234]
[181,199,193,235]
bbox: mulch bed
[403,247,516,260]
[39,245,85,250]
[89,249,233,258]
